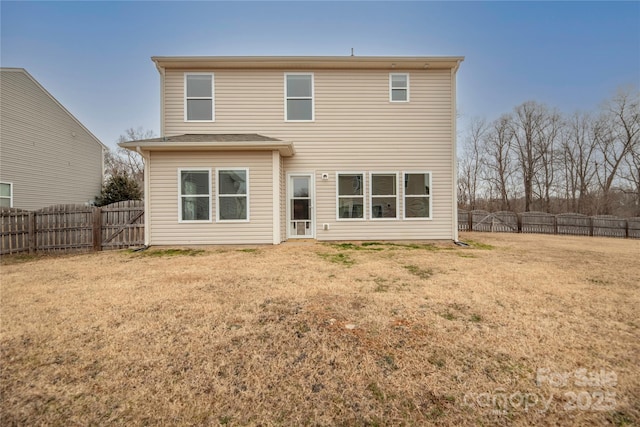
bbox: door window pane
[292,199,310,220]
[293,178,309,197]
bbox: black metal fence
[458,210,640,239]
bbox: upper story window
[0,182,13,208]
[390,73,409,102]
[185,73,214,121]
[285,73,314,121]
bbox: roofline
[151,56,464,71]
[0,68,108,151]
[119,139,295,157]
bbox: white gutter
[153,59,166,137]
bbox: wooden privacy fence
[458,210,640,239]
[1,200,144,255]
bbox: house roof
[0,68,108,152]
[152,56,464,72]
[119,134,295,157]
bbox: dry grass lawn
[1,232,639,426]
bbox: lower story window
[179,169,211,222]
[404,172,431,219]
[337,173,364,219]
[0,182,13,207]
[0,182,13,208]
[217,169,249,221]
[370,173,398,219]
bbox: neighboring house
[0,68,106,210]
[120,55,463,245]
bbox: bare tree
[561,112,598,214]
[483,114,517,211]
[458,118,487,210]
[593,88,640,214]
[621,141,640,216]
[531,109,562,212]
[457,87,638,217]
[511,101,552,211]
[105,127,154,187]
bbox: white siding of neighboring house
[156,67,455,241]
[148,151,274,245]
[0,69,105,210]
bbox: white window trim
[336,172,366,221]
[369,172,399,221]
[403,171,432,220]
[0,182,13,208]
[284,72,315,122]
[184,72,215,122]
[216,167,250,223]
[178,168,212,223]
[389,73,410,103]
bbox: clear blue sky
[1,1,639,150]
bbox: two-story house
[0,68,106,210]
[119,56,463,245]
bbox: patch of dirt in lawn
[1,232,638,425]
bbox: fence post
[28,212,36,254]
[554,214,558,235]
[517,213,522,233]
[468,212,473,232]
[625,219,629,239]
[589,216,594,237]
[92,207,102,252]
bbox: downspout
[136,146,151,247]
[451,60,461,242]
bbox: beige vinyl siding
[148,151,274,245]
[0,69,104,210]
[162,68,455,241]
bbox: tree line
[458,87,640,217]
